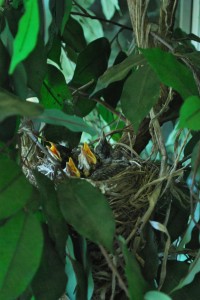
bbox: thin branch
[70,87,127,122]
[99,245,129,298]
[71,1,132,32]
[72,79,95,96]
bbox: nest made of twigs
[19,126,190,299]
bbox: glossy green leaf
[42,0,53,44]
[62,16,87,52]
[60,0,72,34]
[65,235,94,300]
[0,211,43,300]
[34,109,96,135]
[65,237,78,299]
[144,291,172,300]
[65,237,89,300]
[9,0,40,74]
[172,250,200,293]
[0,39,9,87]
[71,37,110,87]
[24,35,47,96]
[93,53,145,95]
[119,237,149,300]
[141,48,198,99]
[103,51,127,108]
[179,96,200,130]
[121,64,160,132]
[1,20,27,99]
[57,179,115,252]
[0,0,4,6]
[101,0,119,20]
[184,132,200,156]
[74,0,95,8]
[32,225,67,300]
[177,203,200,250]
[0,157,32,220]
[35,172,68,261]
[162,261,200,300]
[47,36,61,65]
[40,65,72,109]
[0,90,43,121]
[72,7,103,43]
[140,224,159,282]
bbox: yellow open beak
[82,142,97,165]
[66,157,80,178]
[47,142,62,161]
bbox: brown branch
[99,245,129,297]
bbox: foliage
[0,1,200,300]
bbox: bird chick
[78,142,97,177]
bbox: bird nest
[19,125,189,299]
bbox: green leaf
[24,35,47,96]
[71,37,110,87]
[0,39,9,87]
[101,0,119,20]
[93,53,145,95]
[62,16,87,52]
[0,211,43,300]
[72,7,103,43]
[0,20,28,99]
[9,0,40,74]
[119,237,149,300]
[42,0,53,44]
[0,157,32,220]
[74,0,95,8]
[47,35,61,65]
[184,132,200,156]
[32,225,67,300]
[40,65,72,109]
[57,179,115,252]
[179,96,200,130]
[103,51,127,108]
[65,237,89,300]
[0,89,43,121]
[172,250,200,293]
[144,291,172,300]
[177,203,200,250]
[162,261,200,300]
[65,235,94,300]
[121,64,160,132]
[35,172,68,261]
[141,48,198,99]
[34,109,96,135]
[65,237,78,299]
[61,0,72,34]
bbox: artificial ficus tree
[0,1,200,300]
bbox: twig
[130,168,183,204]
[99,245,129,298]
[150,108,167,177]
[70,87,127,122]
[150,31,174,51]
[72,79,95,96]
[71,1,132,31]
